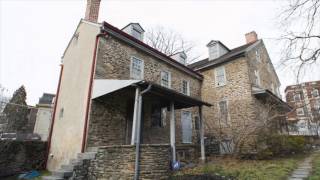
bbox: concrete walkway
[288,157,312,180]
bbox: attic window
[132,28,142,40]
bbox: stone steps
[42,151,97,180]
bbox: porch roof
[92,79,211,109]
[252,86,292,112]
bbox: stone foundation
[87,144,171,180]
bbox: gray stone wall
[0,141,47,177]
[87,35,203,147]
[88,144,170,180]
[95,36,201,98]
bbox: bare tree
[145,26,200,63]
[279,0,320,80]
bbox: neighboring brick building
[188,32,290,154]
[285,81,320,136]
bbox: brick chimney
[245,31,258,44]
[84,0,101,23]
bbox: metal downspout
[134,84,152,180]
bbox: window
[312,89,319,98]
[130,57,144,79]
[161,71,171,88]
[151,106,165,128]
[132,28,142,40]
[218,100,229,125]
[296,108,304,116]
[254,70,261,86]
[182,80,190,95]
[255,49,261,62]
[294,94,301,101]
[215,66,226,86]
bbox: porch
[87,80,211,163]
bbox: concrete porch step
[42,176,64,180]
[77,152,96,160]
[69,158,83,166]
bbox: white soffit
[92,79,142,99]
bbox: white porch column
[131,87,140,145]
[170,101,176,163]
[199,105,205,161]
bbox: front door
[181,111,192,143]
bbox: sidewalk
[288,155,313,180]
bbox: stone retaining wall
[0,140,47,177]
[88,144,170,180]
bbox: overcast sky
[1,0,319,105]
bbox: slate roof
[188,41,257,71]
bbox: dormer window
[207,40,229,61]
[170,52,187,65]
[122,23,145,41]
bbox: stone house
[44,0,291,179]
[285,80,320,136]
[45,0,210,179]
[188,32,291,154]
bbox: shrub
[256,134,306,159]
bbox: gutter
[81,31,107,153]
[134,84,152,180]
[45,64,64,168]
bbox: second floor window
[218,100,229,125]
[161,71,171,88]
[293,94,301,101]
[182,80,190,95]
[215,66,226,86]
[130,57,144,79]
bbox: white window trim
[181,79,190,96]
[218,100,230,126]
[130,56,144,80]
[215,66,227,87]
[160,70,171,88]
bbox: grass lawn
[173,154,308,180]
[2,170,50,180]
[308,151,320,180]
